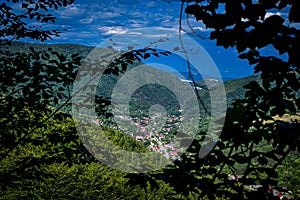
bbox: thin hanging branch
[179,0,210,115]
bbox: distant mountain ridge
[1,41,93,57]
[179,71,235,82]
[1,41,260,110]
[2,42,239,82]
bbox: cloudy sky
[16,0,294,79]
[39,0,248,79]
[47,0,182,45]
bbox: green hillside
[224,75,261,103]
[1,42,299,199]
[0,41,262,116]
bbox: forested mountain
[1,0,299,199]
[1,42,298,199]
[1,41,260,109]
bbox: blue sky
[48,0,181,45]
[15,0,295,80]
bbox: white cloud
[96,26,129,35]
[56,4,84,19]
[80,17,94,24]
[241,12,283,22]
[128,19,148,28]
[79,10,122,24]
[265,12,281,19]
[145,1,156,8]
[29,0,183,46]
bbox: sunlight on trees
[0,0,299,199]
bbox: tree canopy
[152,0,300,198]
[0,0,74,42]
[0,0,299,199]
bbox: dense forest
[1,0,299,199]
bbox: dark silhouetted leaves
[289,2,300,23]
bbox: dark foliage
[1,0,299,199]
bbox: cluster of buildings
[97,115,295,199]
[96,113,184,160]
[127,115,183,160]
